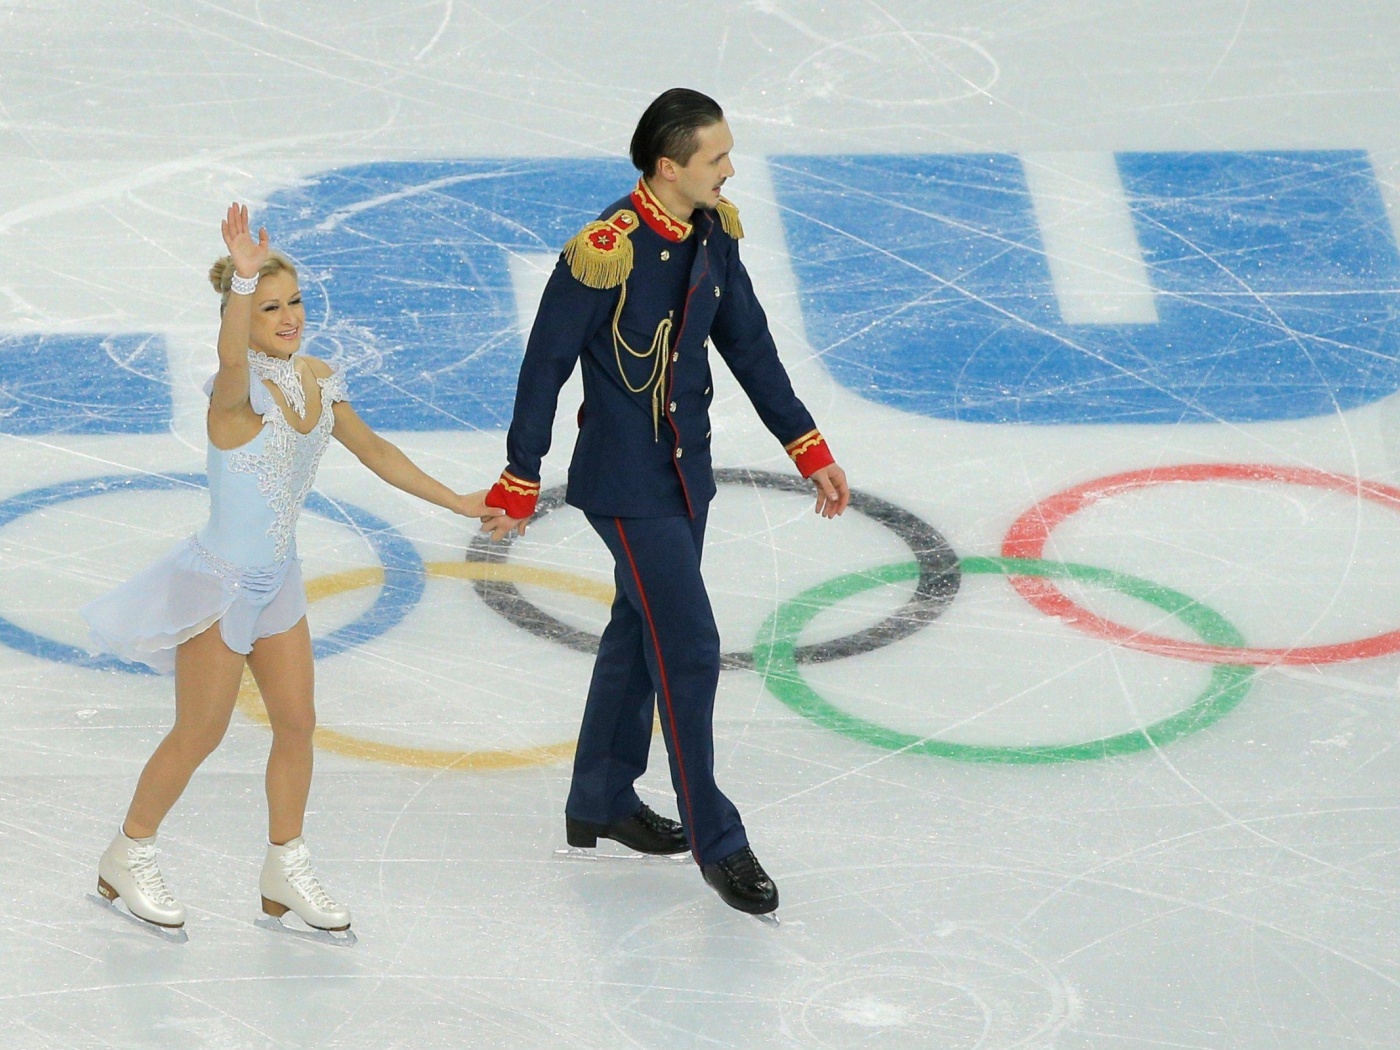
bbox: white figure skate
[257,837,354,945]
[94,831,188,940]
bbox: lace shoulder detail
[202,371,278,417]
[317,362,350,406]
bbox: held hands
[478,507,528,542]
[452,488,528,541]
[221,202,269,278]
[452,489,495,518]
[810,463,850,518]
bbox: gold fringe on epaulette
[715,197,744,240]
[563,219,634,289]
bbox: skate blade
[553,847,689,864]
[753,911,781,927]
[255,914,357,947]
[87,893,189,944]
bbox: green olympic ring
[752,556,1256,764]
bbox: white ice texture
[3,2,1400,1048]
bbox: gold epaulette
[562,209,638,289]
[715,196,744,240]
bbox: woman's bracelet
[229,271,259,296]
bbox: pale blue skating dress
[82,353,348,674]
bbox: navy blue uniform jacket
[488,179,833,521]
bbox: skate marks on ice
[770,150,1400,425]
[552,846,690,864]
[588,905,1068,1048]
[777,933,1071,1048]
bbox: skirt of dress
[81,537,307,675]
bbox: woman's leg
[245,617,315,845]
[122,621,247,838]
[245,618,351,931]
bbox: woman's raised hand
[220,202,269,278]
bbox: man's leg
[566,573,657,825]
[586,511,747,866]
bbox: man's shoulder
[558,193,642,291]
[713,196,744,242]
[593,192,636,222]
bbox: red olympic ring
[1002,462,1400,666]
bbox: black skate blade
[255,914,357,947]
[553,846,690,864]
[87,893,189,944]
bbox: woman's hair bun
[208,256,235,294]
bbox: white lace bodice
[198,354,349,567]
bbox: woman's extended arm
[330,398,490,517]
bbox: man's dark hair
[630,88,725,175]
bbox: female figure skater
[84,203,490,936]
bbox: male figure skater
[482,88,849,914]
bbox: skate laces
[722,847,770,886]
[635,803,676,833]
[280,843,339,910]
[127,844,178,906]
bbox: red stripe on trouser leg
[614,518,699,864]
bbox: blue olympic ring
[0,472,425,675]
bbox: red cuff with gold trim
[486,470,540,520]
[785,429,835,478]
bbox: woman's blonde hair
[208,251,297,310]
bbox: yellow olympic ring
[235,561,616,772]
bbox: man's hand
[479,505,529,542]
[809,463,850,518]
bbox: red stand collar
[630,178,694,243]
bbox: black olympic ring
[464,467,961,670]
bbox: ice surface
[2,2,1400,1048]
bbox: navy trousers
[566,509,748,866]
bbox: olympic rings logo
[1003,463,1400,665]
[753,558,1254,764]
[3,462,1396,769]
[462,465,1399,763]
[463,469,961,672]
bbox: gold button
[675,447,683,459]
